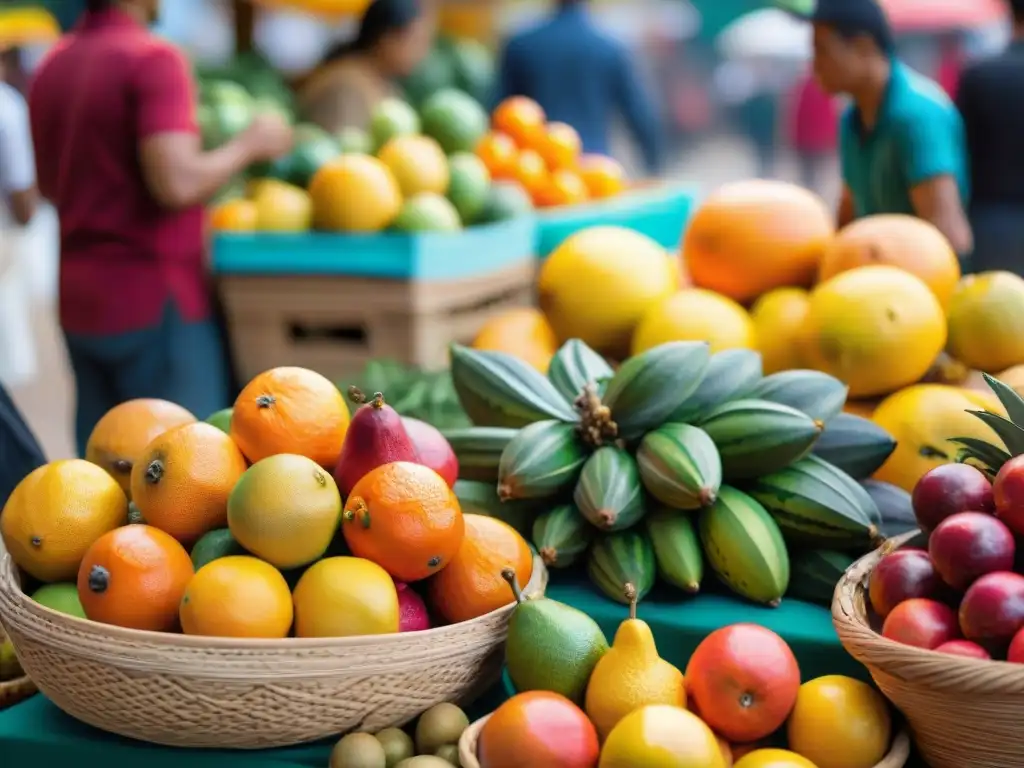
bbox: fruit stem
[256,394,275,409]
[144,459,164,485]
[540,546,558,566]
[502,568,524,604]
[370,392,385,409]
[625,583,638,619]
[497,483,513,502]
[347,386,367,405]
[88,565,110,594]
[813,420,825,431]
[112,459,132,474]
[699,487,717,507]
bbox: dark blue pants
[969,204,1024,276]
[0,382,46,506]
[63,302,230,458]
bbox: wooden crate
[218,259,536,382]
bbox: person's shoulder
[891,64,960,125]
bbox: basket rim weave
[458,715,911,768]
[832,530,1024,693]
[0,542,549,659]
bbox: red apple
[912,463,994,533]
[1008,627,1024,663]
[882,598,960,649]
[994,455,1024,536]
[934,640,991,659]
[959,571,1024,648]
[868,548,940,618]
[928,512,1016,590]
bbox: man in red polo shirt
[29,0,292,456]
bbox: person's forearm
[928,210,973,257]
[837,191,855,228]
[145,137,255,211]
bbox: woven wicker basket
[1,619,37,710]
[834,530,1024,768]
[0,533,548,749]
[458,713,910,767]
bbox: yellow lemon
[871,384,1004,491]
[539,226,678,358]
[801,265,946,398]
[292,556,399,637]
[946,271,1024,373]
[750,287,811,374]
[180,556,293,639]
[787,675,891,768]
[734,749,818,768]
[632,289,756,356]
[599,705,725,768]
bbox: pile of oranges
[0,366,534,640]
[476,96,628,209]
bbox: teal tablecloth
[0,573,900,767]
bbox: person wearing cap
[956,0,1024,274]
[808,0,972,258]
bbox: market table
[0,574,915,767]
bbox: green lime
[190,528,246,571]
[32,583,87,619]
[205,408,233,434]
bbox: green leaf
[949,436,1012,473]
[965,410,1024,454]
[983,373,1024,428]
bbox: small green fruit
[375,727,415,767]
[415,703,469,756]
[205,408,233,434]
[330,732,386,768]
[395,758,453,768]
[31,582,87,619]
[434,744,461,765]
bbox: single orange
[535,169,589,208]
[579,154,627,199]
[427,514,533,624]
[85,399,197,498]
[342,461,464,583]
[1,460,128,582]
[231,366,350,468]
[536,121,582,170]
[130,422,248,546]
[685,624,801,743]
[492,96,546,147]
[179,556,293,639]
[476,131,519,180]
[77,524,194,632]
[513,149,550,202]
[209,199,258,232]
[478,691,599,768]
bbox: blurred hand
[242,113,294,161]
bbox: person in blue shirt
[496,0,664,174]
[806,0,972,257]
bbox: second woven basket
[834,531,1024,768]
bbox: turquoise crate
[212,215,537,279]
[535,184,698,259]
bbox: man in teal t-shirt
[806,0,973,257]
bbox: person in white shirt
[0,50,41,387]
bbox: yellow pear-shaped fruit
[584,583,686,741]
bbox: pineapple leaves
[950,436,1012,477]
[965,410,1024,455]
[982,373,1024,427]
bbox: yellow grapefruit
[801,265,946,398]
[599,705,725,768]
[750,287,811,374]
[538,226,678,357]
[309,154,401,232]
[252,179,312,232]
[632,289,756,355]
[946,271,1024,373]
[472,308,559,373]
[819,214,960,307]
[292,556,399,638]
[733,750,818,768]
[871,384,1005,491]
[378,134,450,197]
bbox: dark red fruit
[912,463,995,533]
[882,598,960,649]
[1008,627,1024,663]
[402,416,458,488]
[928,512,1016,590]
[333,388,418,496]
[994,455,1024,537]
[959,571,1024,647]
[868,548,941,618]
[934,640,991,659]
